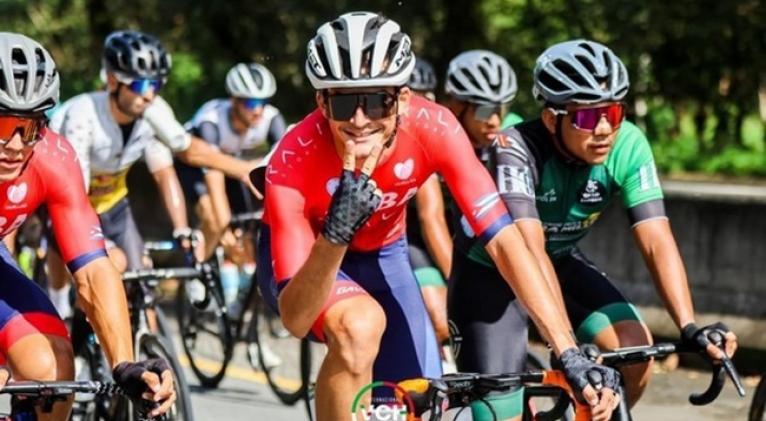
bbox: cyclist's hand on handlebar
[0,366,10,390]
[113,359,176,418]
[559,348,621,420]
[322,141,383,245]
[681,322,738,361]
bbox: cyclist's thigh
[98,199,145,270]
[554,248,643,344]
[408,243,446,289]
[342,238,442,381]
[448,253,528,374]
[256,224,369,339]
[0,242,68,365]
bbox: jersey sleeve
[265,182,315,285]
[425,107,512,244]
[143,96,193,152]
[493,128,540,220]
[611,122,667,225]
[612,122,664,208]
[194,121,221,148]
[41,136,107,273]
[267,113,287,147]
[49,101,93,190]
[144,139,175,172]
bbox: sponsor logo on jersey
[7,182,27,204]
[578,179,605,204]
[497,165,534,197]
[393,158,414,180]
[543,212,601,234]
[537,188,557,203]
[639,162,661,191]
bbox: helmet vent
[554,59,587,87]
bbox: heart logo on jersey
[326,177,340,195]
[7,182,27,204]
[394,159,414,180]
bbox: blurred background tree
[1,0,764,176]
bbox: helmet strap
[384,101,400,149]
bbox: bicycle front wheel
[134,334,195,421]
[176,279,234,388]
[247,297,312,405]
[750,375,766,421]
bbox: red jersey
[0,130,106,272]
[264,96,511,283]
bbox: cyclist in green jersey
[450,39,738,407]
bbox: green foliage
[0,0,764,176]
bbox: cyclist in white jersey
[178,63,286,259]
[45,30,259,316]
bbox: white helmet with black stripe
[305,11,415,89]
[533,39,629,105]
[445,50,517,104]
[0,32,59,113]
[225,63,277,99]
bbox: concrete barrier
[578,180,766,350]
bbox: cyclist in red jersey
[254,12,620,421]
[0,32,174,419]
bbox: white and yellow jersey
[49,92,191,213]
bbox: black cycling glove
[322,169,382,245]
[113,358,171,402]
[681,322,730,354]
[559,348,621,401]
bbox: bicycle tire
[176,280,234,388]
[134,333,195,421]
[749,375,766,421]
[247,297,310,405]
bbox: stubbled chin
[0,168,21,183]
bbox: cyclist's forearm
[278,236,347,337]
[177,138,255,180]
[486,225,576,356]
[420,216,453,278]
[72,257,133,366]
[152,166,189,230]
[416,175,452,277]
[514,220,572,327]
[634,220,695,328]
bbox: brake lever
[708,330,746,397]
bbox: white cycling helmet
[445,50,517,104]
[533,39,629,105]
[225,63,277,99]
[0,32,59,113]
[305,11,415,90]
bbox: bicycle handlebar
[596,338,745,405]
[122,267,201,282]
[228,210,263,226]
[0,380,121,396]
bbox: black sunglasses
[324,91,398,121]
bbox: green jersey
[461,119,665,266]
[501,112,524,129]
